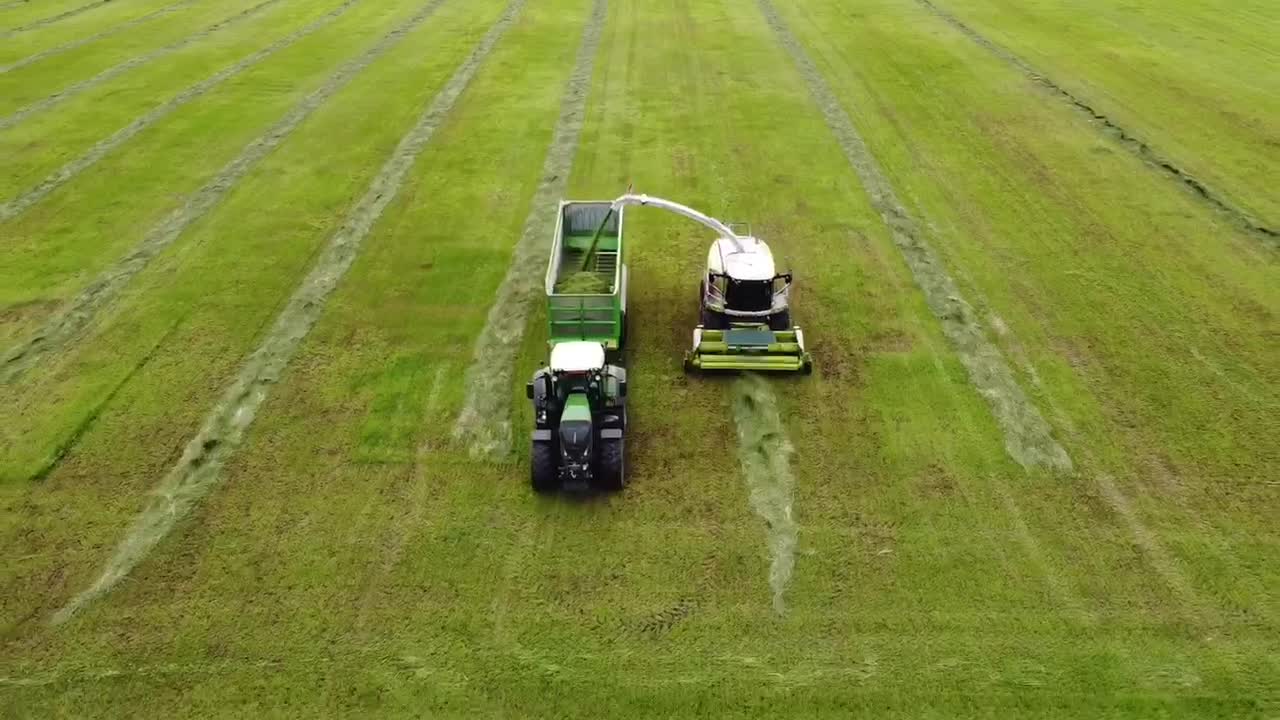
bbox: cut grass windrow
[1,0,106,37]
[0,0,284,132]
[731,374,798,615]
[452,0,607,458]
[915,0,1278,246]
[50,0,527,625]
[0,0,199,75]
[0,0,363,223]
[0,0,451,386]
[757,0,1073,473]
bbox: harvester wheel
[699,281,728,329]
[530,441,558,493]
[768,310,791,331]
[595,439,625,491]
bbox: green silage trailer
[544,200,628,359]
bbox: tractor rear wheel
[531,441,558,494]
[594,439,625,491]
[768,309,791,331]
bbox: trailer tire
[595,439,625,491]
[531,441,558,494]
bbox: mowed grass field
[1,0,1277,716]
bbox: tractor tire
[530,441,558,494]
[594,439,625,491]
[768,310,792,331]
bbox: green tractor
[527,342,627,492]
[526,200,629,492]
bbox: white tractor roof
[707,237,775,281]
[550,341,606,372]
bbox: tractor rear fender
[603,365,627,399]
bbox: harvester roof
[707,237,775,281]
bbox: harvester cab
[527,341,627,493]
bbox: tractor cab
[527,341,627,492]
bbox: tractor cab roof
[707,237,775,281]
[550,341,606,373]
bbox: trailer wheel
[595,439,625,491]
[531,441,558,494]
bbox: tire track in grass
[1,0,200,75]
[989,476,1094,625]
[758,0,1073,473]
[915,0,1278,246]
[2,0,107,36]
[50,0,527,626]
[0,0,363,223]
[731,374,798,615]
[0,0,285,131]
[452,0,607,458]
[0,0,452,385]
[1095,473,1208,625]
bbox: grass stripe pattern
[2,0,107,37]
[1,0,451,385]
[915,0,1277,245]
[758,0,1073,473]
[51,0,528,625]
[452,0,608,458]
[0,0,201,75]
[0,0,364,223]
[0,0,285,131]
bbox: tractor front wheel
[531,441,558,494]
[594,439,625,491]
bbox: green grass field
[1,0,1277,716]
